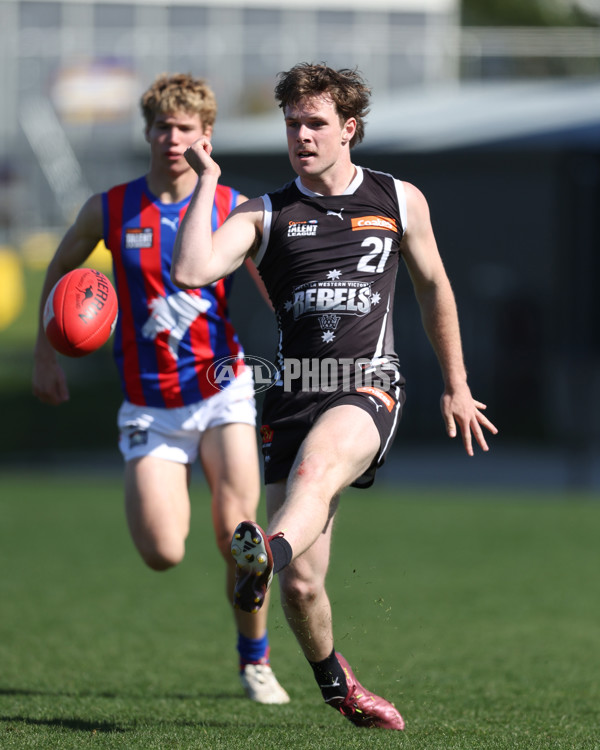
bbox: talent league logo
[125,228,153,248]
[287,219,318,237]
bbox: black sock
[270,535,293,574]
[308,648,348,703]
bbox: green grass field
[1,471,599,749]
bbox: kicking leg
[271,404,380,556]
[230,405,379,613]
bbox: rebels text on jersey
[254,167,407,370]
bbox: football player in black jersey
[173,63,497,730]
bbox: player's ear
[203,124,213,140]
[341,118,357,145]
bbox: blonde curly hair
[140,73,217,129]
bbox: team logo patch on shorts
[356,386,395,412]
[260,425,273,446]
[129,428,149,448]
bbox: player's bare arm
[171,138,263,288]
[33,193,103,405]
[234,191,273,310]
[401,182,498,455]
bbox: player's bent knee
[293,454,329,485]
[279,570,321,611]
[137,541,185,571]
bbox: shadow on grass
[0,685,305,736]
[1,715,126,733]
[1,713,313,733]
[0,686,239,701]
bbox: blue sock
[237,631,270,669]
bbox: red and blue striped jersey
[102,176,245,408]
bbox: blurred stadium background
[1,0,599,487]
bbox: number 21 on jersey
[357,236,393,274]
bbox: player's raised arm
[400,181,498,455]
[171,137,262,289]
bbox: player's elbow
[170,265,205,290]
[170,269,192,289]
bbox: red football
[43,268,118,357]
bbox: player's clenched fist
[184,137,220,179]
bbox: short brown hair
[140,73,217,129]
[274,63,371,148]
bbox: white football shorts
[117,368,256,464]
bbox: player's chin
[165,157,187,172]
[292,156,317,173]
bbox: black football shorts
[260,370,406,490]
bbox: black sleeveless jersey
[255,166,407,375]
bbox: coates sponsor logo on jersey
[351,216,397,232]
[125,228,153,249]
[288,219,318,237]
[291,280,372,319]
[357,386,395,412]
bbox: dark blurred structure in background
[1,0,599,486]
